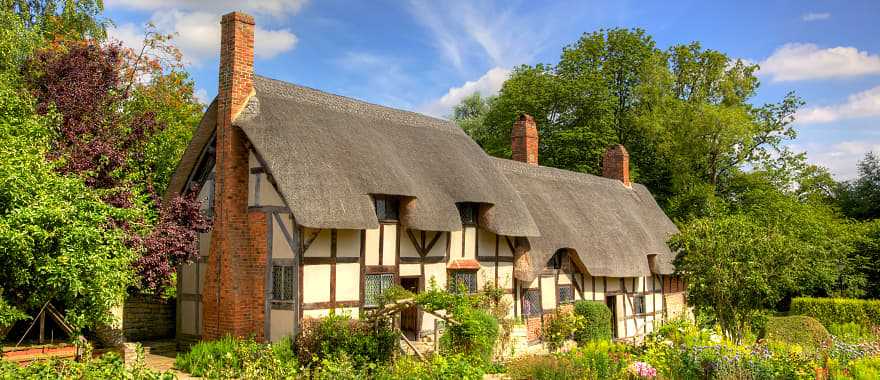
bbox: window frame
[373,195,400,222]
[456,203,479,226]
[522,288,542,317]
[448,270,478,294]
[557,284,574,305]
[271,264,296,302]
[364,273,395,308]
[633,294,646,315]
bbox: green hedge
[790,297,880,328]
[572,301,612,344]
[762,316,830,352]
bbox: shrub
[572,301,611,344]
[295,313,397,367]
[440,309,499,363]
[829,322,878,344]
[844,356,880,380]
[790,297,880,328]
[542,309,579,352]
[762,315,830,353]
[174,336,299,378]
[505,341,629,380]
[372,353,489,380]
[0,350,172,379]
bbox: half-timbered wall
[177,167,214,345]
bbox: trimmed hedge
[572,301,612,344]
[762,316,830,352]
[790,297,880,328]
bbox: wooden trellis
[363,298,460,361]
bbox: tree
[0,70,135,329]
[455,29,803,213]
[7,0,107,40]
[838,152,880,220]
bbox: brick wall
[511,114,539,165]
[123,294,174,341]
[201,11,267,341]
[525,316,542,342]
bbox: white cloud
[800,141,880,179]
[107,9,297,65]
[194,88,210,104]
[420,67,510,117]
[106,1,301,64]
[796,85,880,124]
[407,1,547,72]
[759,43,880,81]
[802,12,831,21]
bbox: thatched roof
[494,158,678,279]
[167,75,679,278]
[233,76,539,235]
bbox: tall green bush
[295,313,397,367]
[174,336,299,378]
[790,297,880,328]
[440,309,499,362]
[572,301,612,344]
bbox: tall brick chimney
[602,145,631,187]
[511,114,539,165]
[202,11,266,341]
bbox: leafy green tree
[6,0,107,40]
[0,73,135,329]
[838,152,880,220]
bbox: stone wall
[123,294,175,341]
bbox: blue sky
[105,0,880,179]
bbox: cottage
[167,12,686,346]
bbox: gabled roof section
[232,76,540,235]
[494,158,678,277]
[166,100,217,200]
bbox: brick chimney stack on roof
[511,114,539,166]
[602,144,631,187]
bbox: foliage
[414,282,501,363]
[836,356,880,380]
[791,297,880,329]
[762,316,830,353]
[174,335,299,379]
[0,65,135,328]
[838,152,880,220]
[542,309,579,352]
[0,348,173,379]
[0,294,29,338]
[828,322,878,344]
[456,28,802,212]
[505,342,630,380]
[7,0,108,40]
[373,353,490,380]
[294,313,397,367]
[572,301,612,344]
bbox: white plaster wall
[304,229,331,257]
[426,232,446,257]
[449,230,462,259]
[540,276,555,310]
[463,227,476,259]
[272,215,294,259]
[399,229,420,258]
[365,228,380,265]
[270,310,295,341]
[336,263,360,302]
[337,229,360,258]
[381,224,397,266]
[302,264,331,303]
[477,228,495,257]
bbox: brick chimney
[602,145,631,187]
[202,12,266,341]
[511,114,539,165]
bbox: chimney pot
[511,114,539,165]
[602,145,631,186]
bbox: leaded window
[633,295,646,315]
[558,285,574,304]
[522,289,542,317]
[272,265,295,301]
[374,196,399,222]
[449,271,477,293]
[365,273,394,307]
[457,203,478,225]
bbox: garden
[5,290,880,379]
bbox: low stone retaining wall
[123,294,175,342]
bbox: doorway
[606,295,618,339]
[399,277,421,340]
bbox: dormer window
[457,203,479,226]
[374,195,399,222]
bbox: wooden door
[606,295,618,339]
[400,277,420,339]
